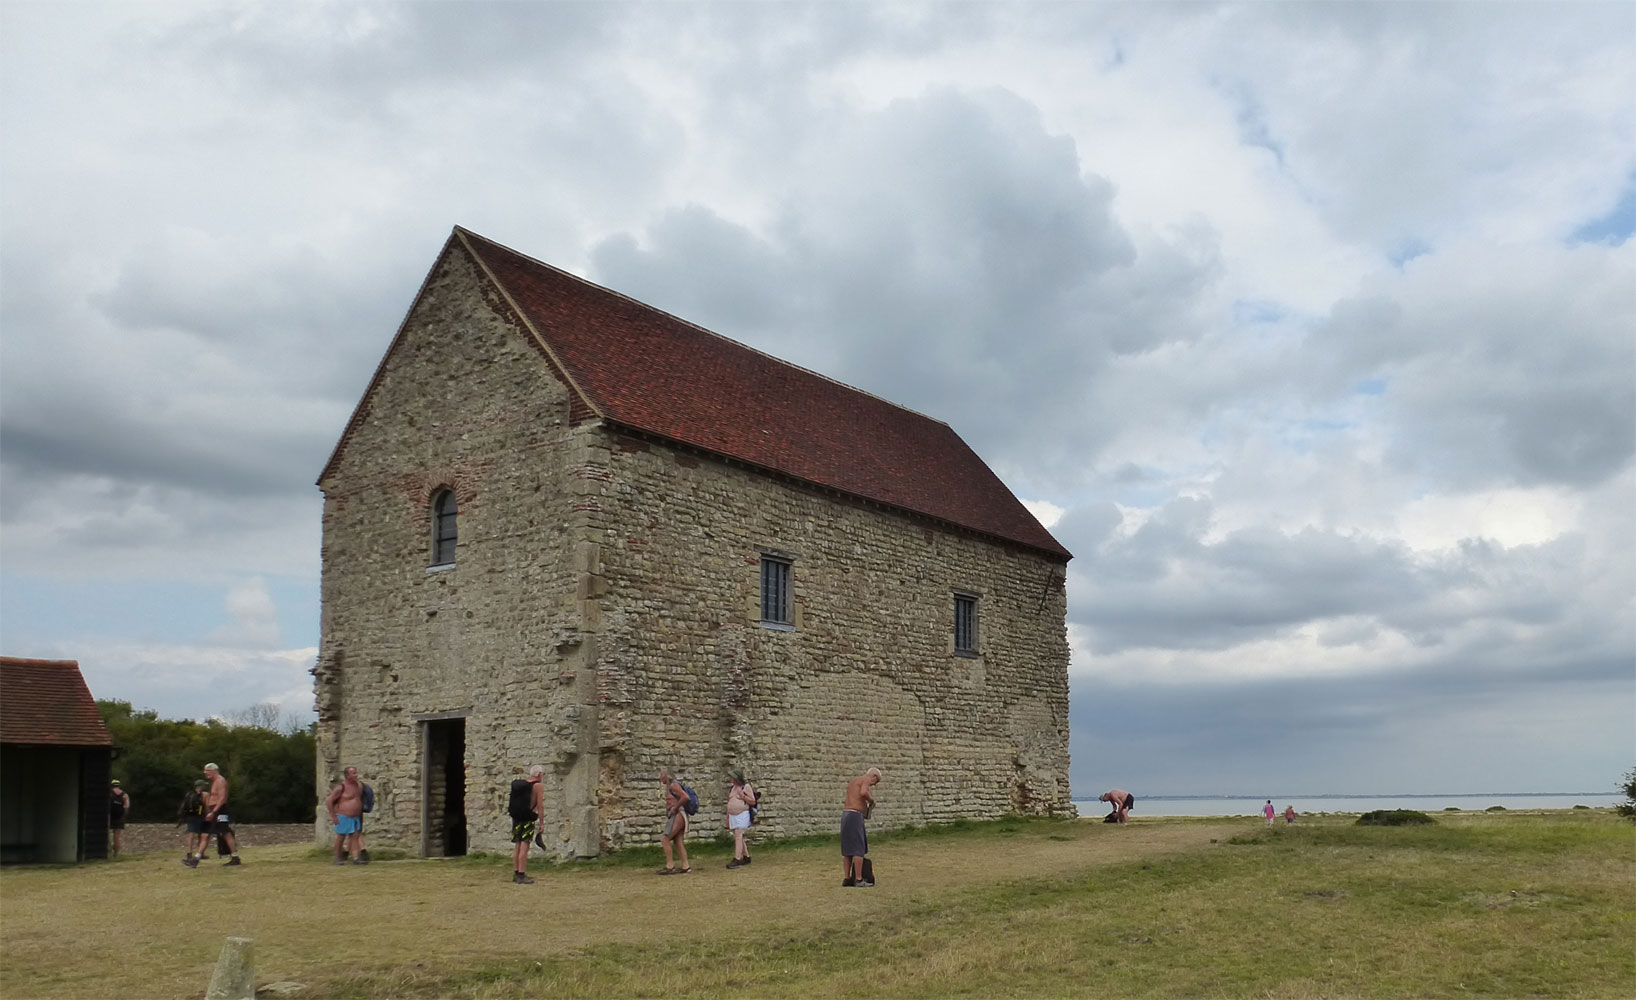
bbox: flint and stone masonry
[314,230,1073,858]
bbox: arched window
[431,489,458,566]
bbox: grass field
[2,811,1631,998]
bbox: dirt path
[2,818,1247,998]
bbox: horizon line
[1070,791,1616,800]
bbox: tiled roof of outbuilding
[0,657,113,747]
[455,228,1071,560]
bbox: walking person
[325,766,369,865]
[508,765,544,884]
[1263,800,1276,826]
[1283,804,1298,825]
[108,780,131,858]
[657,769,691,875]
[841,768,880,887]
[179,779,209,865]
[201,763,242,865]
[725,771,757,869]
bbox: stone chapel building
[315,226,1073,858]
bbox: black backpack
[180,789,205,818]
[508,779,536,821]
[361,784,375,813]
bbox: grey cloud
[592,88,1219,495]
[158,3,616,107]
[1059,491,1630,679]
[1304,247,1635,491]
[1064,500,1425,652]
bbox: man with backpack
[657,768,694,875]
[179,779,209,864]
[508,765,545,884]
[325,766,371,865]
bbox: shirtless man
[511,765,544,884]
[325,766,369,865]
[841,768,880,887]
[657,769,690,875]
[1099,789,1134,825]
[180,779,210,865]
[201,763,241,866]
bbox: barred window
[760,556,792,627]
[954,594,978,653]
[431,489,458,566]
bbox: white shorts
[728,811,751,830]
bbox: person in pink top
[1263,800,1276,825]
[725,771,757,869]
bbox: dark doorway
[423,718,466,857]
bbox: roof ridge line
[453,225,954,429]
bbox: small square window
[954,594,978,653]
[761,557,792,626]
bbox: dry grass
[0,816,1224,998]
[2,812,1631,999]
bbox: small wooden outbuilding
[0,657,114,863]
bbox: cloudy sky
[2,2,1631,796]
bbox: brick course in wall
[315,235,1073,859]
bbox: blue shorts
[334,815,362,835]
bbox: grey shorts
[841,809,867,857]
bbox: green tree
[1618,767,1635,823]
[99,700,316,823]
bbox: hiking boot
[858,879,875,888]
[354,850,370,865]
[333,856,348,866]
[223,856,242,866]
[740,855,751,865]
[726,858,742,869]
[512,871,535,884]
[182,857,199,868]
[842,878,856,887]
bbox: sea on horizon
[1068,792,1624,817]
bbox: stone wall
[589,430,1073,845]
[316,239,1072,858]
[315,242,595,857]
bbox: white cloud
[208,578,282,649]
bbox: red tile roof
[0,657,113,747]
[455,228,1071,560]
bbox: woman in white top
[725,771,757,869]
